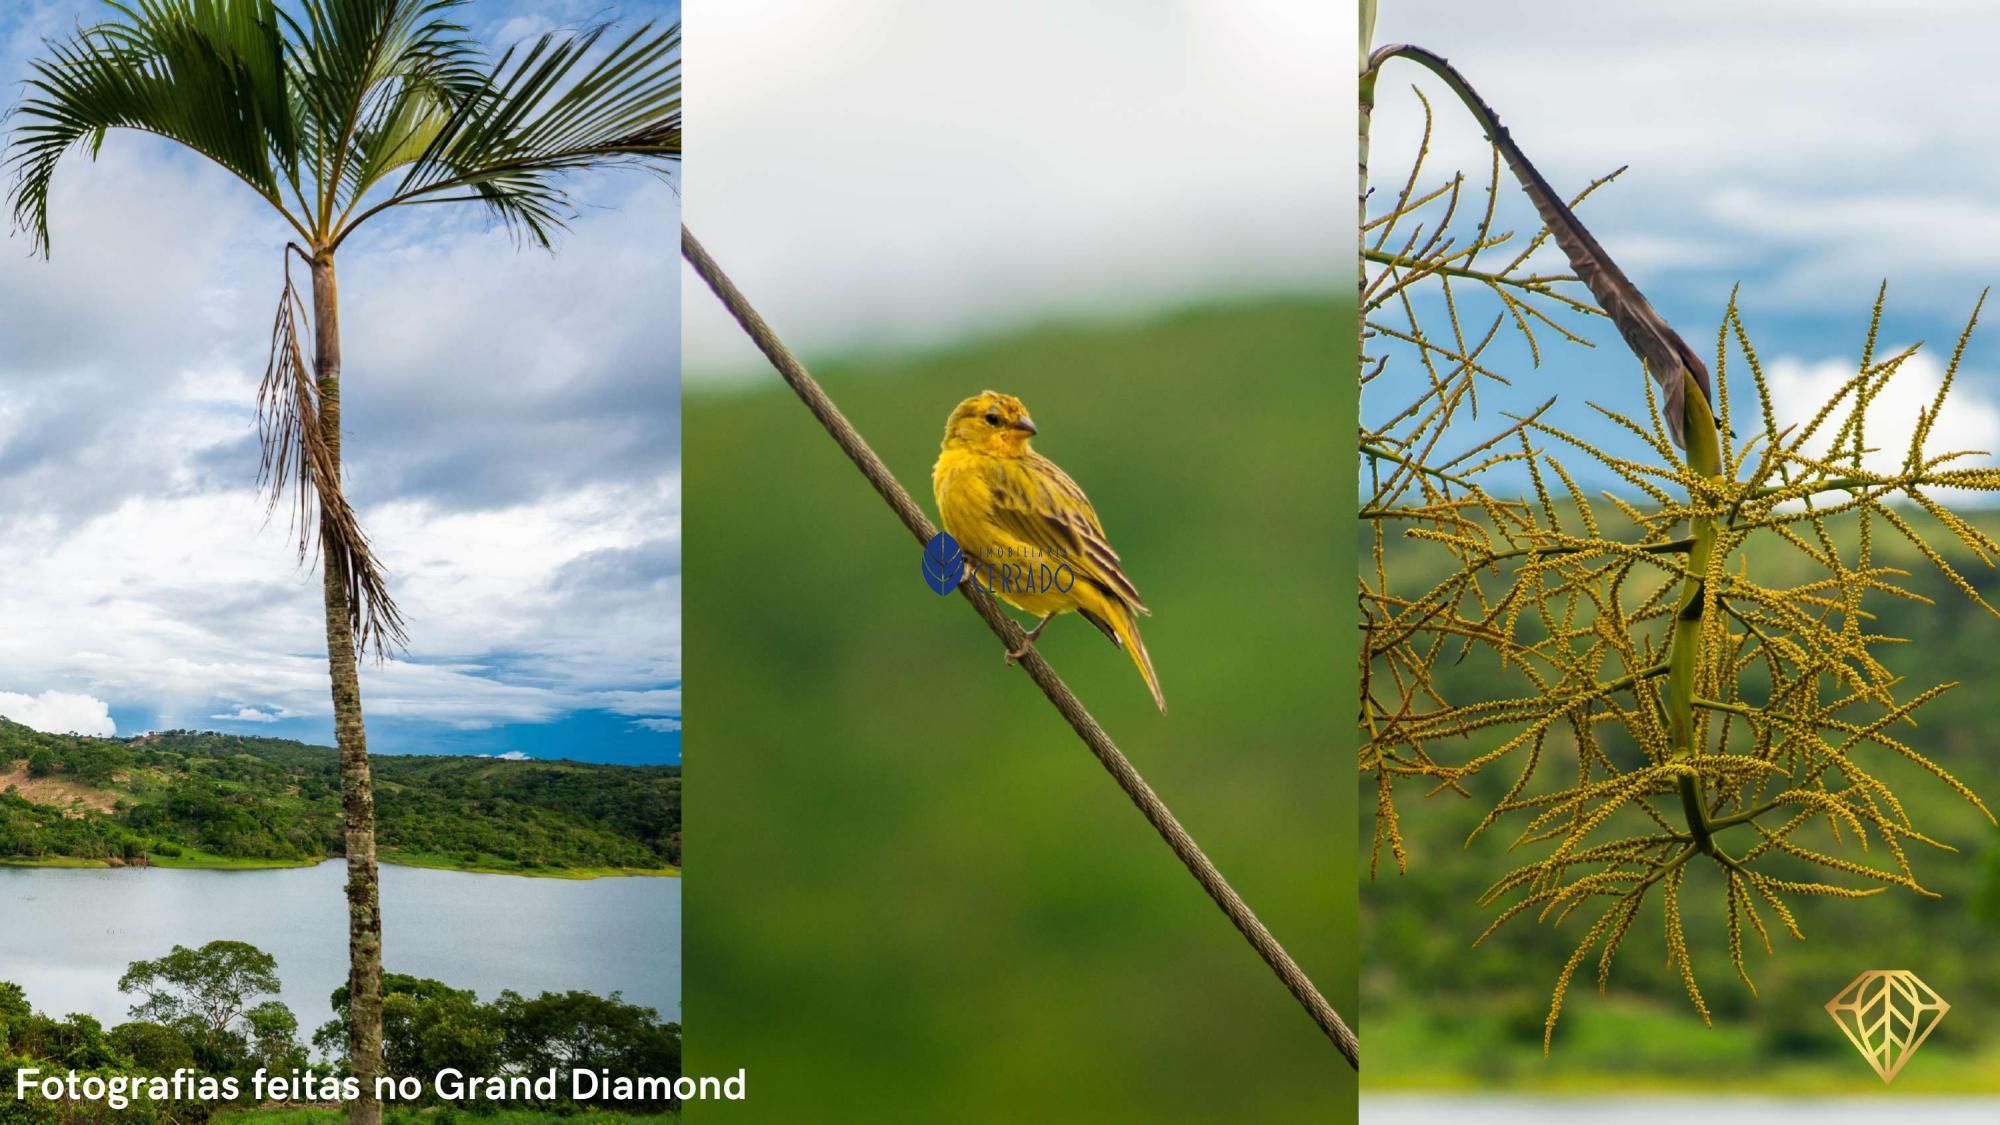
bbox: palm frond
[339,20,681,248]
[281,0,483,224]
[258,246,407,657]
[8,0,303,252]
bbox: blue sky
[1366,2,2000,497]
[0,0,680,764]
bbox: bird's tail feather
[1082,603,1166,713]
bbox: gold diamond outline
[1825,969,1951,1083]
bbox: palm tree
[7,3,679,1119]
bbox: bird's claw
[1005,615,1052,665]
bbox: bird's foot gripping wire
[1005,614,1056,664]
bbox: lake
[0,861,680,1037]
[1364,1097,2000,1124]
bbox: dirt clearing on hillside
[0,765,119,815]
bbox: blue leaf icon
[922,532,964,595]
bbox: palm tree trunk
[310,252,384,1125]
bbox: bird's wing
[1371,45,1713,448]
[984,453,1147,611]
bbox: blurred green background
[1363,510,2000,1093]
[681,296,1354,1121]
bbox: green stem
[1359,0,1378,285]
[1360,441,1480,490]
[1602,661,1672,695]
[1748,472,1975,503]
[1480,536,1694,565]
[1364,249,1577,292]
[1669,390,1724,853]
[1753,475,1874,498]
[1706,798,1785,833]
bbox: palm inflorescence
[1361,56,2000,1049]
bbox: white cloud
[209,706,290,724]
[491,751,532,762]
[0,690,115,737]
[0,483,678,733]
[633,717,681,733]
[600,688,682,717]
[1765,350,2000,476]
[1368,2,2000,316]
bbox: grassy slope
[382,850,681,879]
[0,726,680,876]
[1365,507,2000,1091]
[685,297,1354,1123]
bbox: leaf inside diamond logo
[1825,970,1950,1083]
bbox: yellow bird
[932,391,1165,713]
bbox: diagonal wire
[683,224,1359,1068]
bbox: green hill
[0,723,679,877]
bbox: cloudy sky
[1366,1,2000,492]
[0,0,680,762]
[683,0,1341,375]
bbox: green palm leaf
[10,0,680,251]
[341,19,682,248]
[10,0,301,251]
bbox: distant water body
[0,861,679,1036]
[1365,1096,2000,1124]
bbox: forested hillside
[0,725,679,876]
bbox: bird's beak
[1013,416,1038,436]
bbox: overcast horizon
[682,0,1341,379]
[0,0,681,764]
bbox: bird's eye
[984,412,1001,426]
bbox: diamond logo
[1825,970,1950,1083]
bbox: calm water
[1364,1097,2000,1124]
[0,862,679,1036]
